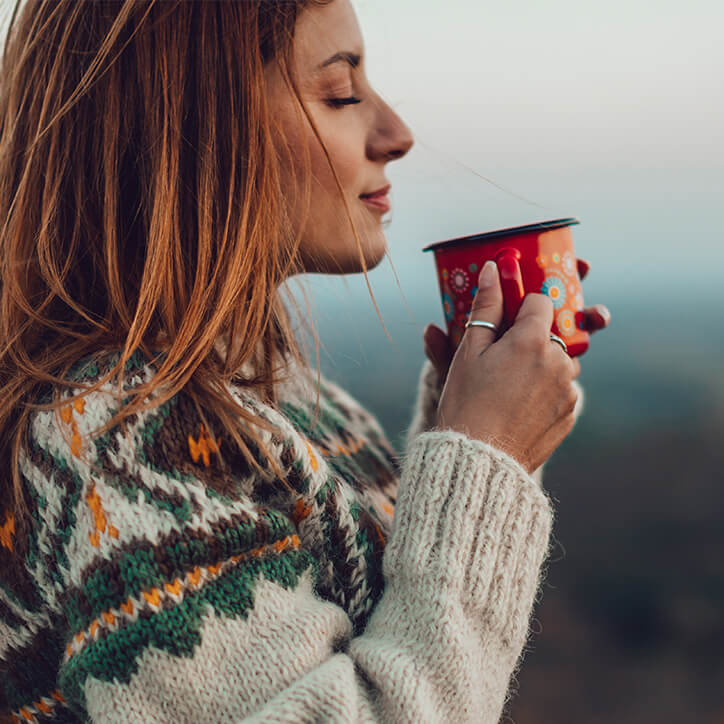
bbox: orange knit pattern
[0,511,14,552]
[60,397,86,458]
[10,690,65,724]
[86,483,119,547]
[188,424,221,467]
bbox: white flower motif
[562,251,576,278]
[557,309,577,337]
[449,268,470,294]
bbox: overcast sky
[355,0,722,167]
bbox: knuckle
[527,293,554,316]
[513,329,545,357]
[539,294,554,312]
[554,390,575,418]
[566,385,579,412]
[517,321,547,351]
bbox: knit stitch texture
[0,351,554,723]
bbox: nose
[366,94,414,163]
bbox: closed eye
[326,96,362,108]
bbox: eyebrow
[316,51,361,71]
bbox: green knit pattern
[0,351,399,722]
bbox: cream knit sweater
[0,350,555,723]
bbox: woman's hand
[423,257,610,384]
[433,261,586,473]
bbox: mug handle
[495,247,525,328]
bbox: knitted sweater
[0,349,554,723]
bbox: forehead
[292,0,364,72]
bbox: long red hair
[0,0,382,529]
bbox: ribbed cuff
[384,430,554,647]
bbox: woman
[0,1,609,722]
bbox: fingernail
[479,260,497,288]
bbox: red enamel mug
[422,218,590,357]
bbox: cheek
[308,119,364,196]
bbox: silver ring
[465,319,499,333]
[549,334,568,354]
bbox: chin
[319,253,385,275]
[349,239,387,274]
[301,235,387,275]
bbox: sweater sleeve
[42,420,552,724]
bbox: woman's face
[265,0,414,276]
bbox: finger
[570,356,581,380]
[580,304,611,332]
[577,258,591,281]
[511,293,555,337]
[423,324,454,378]
[463,260,504,353]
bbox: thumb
[463,260,504,354]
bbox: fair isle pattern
[1,350,402,721]
[10,689,66,724]
[62,534,302,664]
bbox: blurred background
[288,0,724,721]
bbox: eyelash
[326,96,362,108]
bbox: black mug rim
[422,217,580,253]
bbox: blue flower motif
[442,292,454,322]
[541,275,567,309]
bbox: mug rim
[421,217,580,253]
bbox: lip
[360,184,391,198]
[359,184,391,213]
[360,195,390,213]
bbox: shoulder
[20,348,316,608]
[278,358,394,446]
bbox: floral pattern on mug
[541,274,567,309]
[449,268,470,294]
[557,309,576,337]
[562,251,576,278]
[442,292,454,322]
